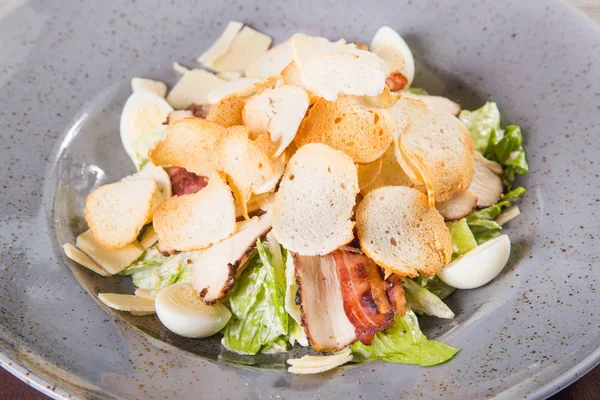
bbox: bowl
[0,0,598,398]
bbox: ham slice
[332,250,395,345]
[293,253,357,351]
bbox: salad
[62,23,528,374]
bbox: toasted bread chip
[253,151,287,195]
[75,230,143,275]
[361,86,399,109]
[273,143,358,255]
[291,34,386,101]
[252,131,277,153]
[399,112,475,205]
[356,186,452,277]
[281,61,305,89]
[153,169,236,251]
[166,69,225,109]
[123,163,172,200]
[84,179,161,248]
[357,159,382,191]
[63,243,110,276]
[401,91,461,116]
[243,85,309,157]
[98,293,156,313]
[210,26,272,73]
[361,144,413,195]
[217,126,276,218]
[235,75,280,97]
[197,21,244,68]
[372,45,405,76]
[295,95,393,163]
[206,95,247,128]
[148,118,225,172]
[389,95,429,138]
[300,53,386,101]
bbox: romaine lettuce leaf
[459,103,528,189]
[284,248,308,347]
[406,87,429,95]
[490,125,528,188]
[120,246,190,290]
[466,187,526,244]
[403,278,454,319]
[414,276,456,301]
[222,241,289,355]
[261,337,289,354]
[459,102,502,154]
[446,218,478,257]
[130,125,166,170]
[350,309,459,366]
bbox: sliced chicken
[332,249,395,345]
[191,212,273,303]
[385,274,407,316]
[293,252,357,351]
[470,152,504,207]
[436,190,478,221]
[476,153,503,176]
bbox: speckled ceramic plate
[1,0,598,398]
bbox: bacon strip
[332,249,395,345]
[187,103,207,119]
[385,274,407,317]
[167,166,209,196]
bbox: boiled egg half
[370,26,415,86]
[120,90,173,161]
[438,235,511,289]
[155,283,231,338]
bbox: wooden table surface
[0,0,598,399]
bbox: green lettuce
[221,241,289,355]
[284,248,308,347]
[459,103,528,189]
[403,278,454,319]
[120,246,190,290]
[414,276,456,301]
[130,125,166,170]
[261,337,289,354]
[466,187,526,244]
[446,218,478,258]
[406,87,429,95]
[350,309,459,366]
[459,102,502,154]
